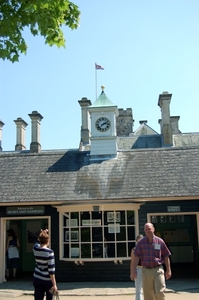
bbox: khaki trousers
[142,266,165,300]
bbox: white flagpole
[95,63,97,100]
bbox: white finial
[101,85,105,91]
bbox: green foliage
[0,0,80,62]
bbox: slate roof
[0,146,199,204]
[117,135,162,149]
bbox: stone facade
[116,108,134,136]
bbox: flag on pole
[95,63,104,70]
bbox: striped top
[134,235,171,268]
[33,242,55,281]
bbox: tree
[0,0,80,62]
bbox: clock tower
[88,86,118,159]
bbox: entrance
[150,214,199,278]
[6,218,48,278]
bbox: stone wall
[116,108,134,136]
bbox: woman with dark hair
[33,229,58,300]
[6,228,20,279]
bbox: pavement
[0,278,198,298]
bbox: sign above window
[6,206,45,215]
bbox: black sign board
[6,206,45,215]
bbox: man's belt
[144,265,162,269]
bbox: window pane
[63,243,69,258]
[81,228,90,242]
[92,243,103,258]
[128,242,135,257]
[119,211,125,225]
[70,245,80,258]
[81,244,91,258]
[117,243,126,257]
[64,229,69,242]
[92,211,102,220]
[71,229,79,241]
[81,212,90,225]
[70,212,79,226]
[106,242,115,257]
[116,226,126,241]
[64,214,69,227]
[104,227,115,241]
[71,212,79,219]
[127,226,135,240]
[127,211,135,225]
[92,227,102,241]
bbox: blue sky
[1,0,199,151]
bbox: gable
[133,123,158,135]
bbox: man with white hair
[131,223,171,300]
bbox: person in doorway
[6,228,20,279]
[130,234,144,300]
[33,229,58,300]
[131,223,172,300]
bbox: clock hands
[100,121,109,128]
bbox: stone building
[0,88,199,283]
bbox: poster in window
[82,220,101,226]
[70,247,80,258]
[66,219,78,227]
[65,231,79,241]
[107,212,120,222]
[115,212,121,222]
[107,212,114,222]
[108,223,120,233]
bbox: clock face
[95,117,111,132]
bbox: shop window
[62,210,135,261]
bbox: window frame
[57,204,140,262]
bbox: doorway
[150,213,199,278]
[5,217,49,278]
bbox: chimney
[158,92,172,146]
[78,97,92,144]
[0,120,5,151]
[159,116,181,134]
[28,111,43,153]
[170,116,181,134]
[139,120,147,125]
[14,117,28,151]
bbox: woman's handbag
[49,288,60,300]
[52,291,60,300]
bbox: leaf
[0,0,80,62]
